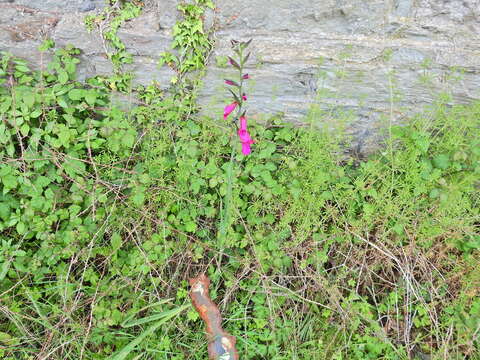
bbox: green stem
[219,146,236,246]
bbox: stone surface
[1,0,480,152]
[0,0,177,85]
[200,0,480,152]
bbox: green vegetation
[0,1,479,359]
[85,0,142,92]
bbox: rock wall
[1,0,480,152]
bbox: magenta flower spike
[223,102,238,120]
[237,116,254,155]
[242,94,247,101]
[241,142,252,155]
[242,74,250,79]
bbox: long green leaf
[108,304,190,360]
[120,298,174,328]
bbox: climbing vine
[84,0,142,92]
[158,0,215,85]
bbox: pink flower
[241,142,252,155]
[242,74,250,79]
[237,116,254,155]
[223,102,237,120]
[242,94,247,101]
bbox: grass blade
[108,304,190,360]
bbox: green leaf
[29,109,42,118]
[84,91,97,106]
[122,132,135,148]
[0,332,14,345]
[433,154,450,170]
[109,304,189,360]
[0,203,10,221]
[110,233,122,250]
[2,174,17,190]
[429,188,440,199]
[131,188,145,206]
[20,124,30,136]
[184,221,197,233]
[58,70,69,84]
[15,65,30,73]
[23,92,35,108]
[68,89,84,101]
[16,222,26,235]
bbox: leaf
[228,56,240,70]
[23,92,35,108]
[120,299,174,328]
[2,174,17,190]
[0,262,11,282]
[109,233,122,251]
[131,189,145,206]
[122,132,135,148]
[84,91,97,106]
[429,188,440,199]
[108,304,189,360]
[224,79,240,87]
[15,65,30,73]
[433,154,450,170]
[184,221,197,233]
[58,70,68,84]
[0,332,14,345]
[243,52,251,65]
[227,88,240,104]
[0,203,10,221]
[58,97,68,108]
[16,222,26,235]
[29,109,42,118]
[20,124,30,136]
[68,89,84,101]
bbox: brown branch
[189,275,239,360]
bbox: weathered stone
[198,0,480,152]
[1,0,480,153]
[0,0,176,86]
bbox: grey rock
[80,1,96,13]
[1,0,480,153]
[0,1,175,87]
[198,0,480,152]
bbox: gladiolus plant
[223,39,253,155]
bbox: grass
[0,47,479,360]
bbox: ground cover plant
[0,1,479,359]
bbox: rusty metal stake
[189,275,239,360]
